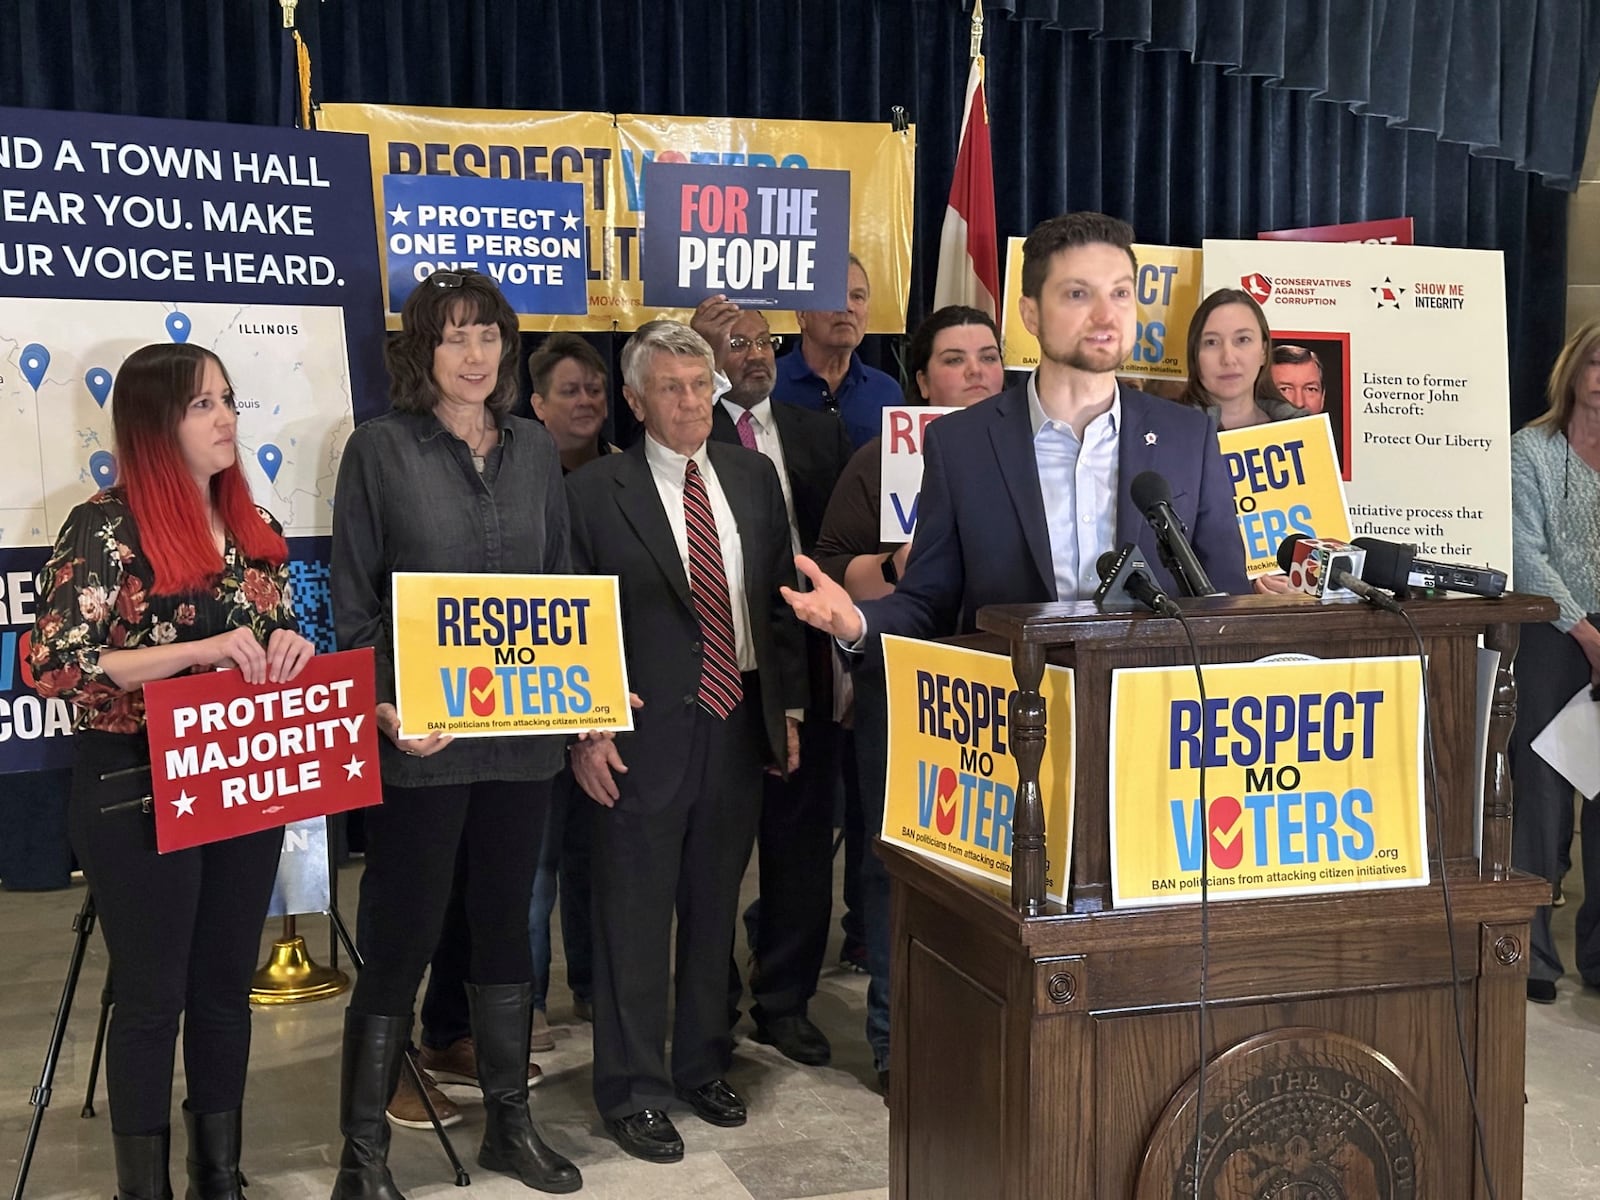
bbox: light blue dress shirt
[1026,373,1121,600]
[844,374,1122,646]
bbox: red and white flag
[932,55,999,318]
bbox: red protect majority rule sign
[144,648,383,854]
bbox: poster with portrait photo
[1268,331,1351,479]
[1203,240,1511,575]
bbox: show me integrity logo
[391,573,632,738]
[1110,657,1428,908]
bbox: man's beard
[1044,338,1124,373]
[726,379,774,408]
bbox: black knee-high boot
[329,1012,411,1200]
[467,983,582,1194]
[182,1103,245,1199]
[113,1129,173,1200]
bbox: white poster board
[878,405,958,543]
[1201,241,1512,576]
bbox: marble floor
[3,854,1598,1198]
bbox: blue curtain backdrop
[2,0,1595,427]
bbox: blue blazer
[860,380,1250,638]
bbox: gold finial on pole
[279,0,299,29]
[970,0,984,60]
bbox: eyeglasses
[727,334,782,354]
[429,269,479,289]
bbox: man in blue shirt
[772,254,903,449]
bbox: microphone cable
[1398,606,1500,1200]
[1167,606,1213,1192]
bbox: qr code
[286,558,337,653]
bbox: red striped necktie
[683,458,743,718]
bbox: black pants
[351,778,549,1019]
[554,765,596,1003]
[591,693,763,1119]
[1510,621,1592,982]
[68,731,281,1136]
[852,659,892,1071]
[744,715,839,1021]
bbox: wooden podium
[884,593,1553,1199]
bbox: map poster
[0,106,384,774]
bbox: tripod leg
[327,903,470,1188]
[11,891,98,1200]
[81,968,113,1118]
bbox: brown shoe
[385,1066,462,1129]
[417,1036,543,1088]
[530,1008,556,1053]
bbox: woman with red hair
[32,341,314,1200]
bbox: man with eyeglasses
[692,300,854,1068]
[760,254,901,449]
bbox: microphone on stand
[1351,536,1507,598]
[1276,535,1404,615]
[1095,545,1182,616]
[1129,471,1220,597]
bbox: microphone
[1351,536,1507,598]
[1129,471,1220,597]
[1095,545,1182,617]
[1276,535,1405,615]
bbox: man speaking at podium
[786,211,1250,643]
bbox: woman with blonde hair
[1510,317,1600,1003]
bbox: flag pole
[970,0,984,61]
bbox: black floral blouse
[31,489,299,734]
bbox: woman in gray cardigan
[1510,317,1600,1005]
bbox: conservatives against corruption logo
[1241,272,1273,304]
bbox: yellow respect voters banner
[1108,656,1426,909]
[882,636,1074,902]
[317,103,915,334]
[391,572,632,738]
[1000,237,1203,379]
[1218,415,1353,578]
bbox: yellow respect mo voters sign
[1109,655,1426,909]
[1217,414,1353,578]
[392,572,632,738]
[882,636,1075,903]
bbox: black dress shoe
[1528,978,1558,1004]
[675,1079,747,1127]
[606,1109,684,1163]
[753,1013,832,1066]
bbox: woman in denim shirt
[329,271,581,1197]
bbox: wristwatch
[881,556,899,585]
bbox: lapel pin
[1144,431,1158,446]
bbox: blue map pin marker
[89,450,118,489]
[165,311,191,343]
[19,344,49,392]
[257,443,283,483]
[85,368,113,408]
